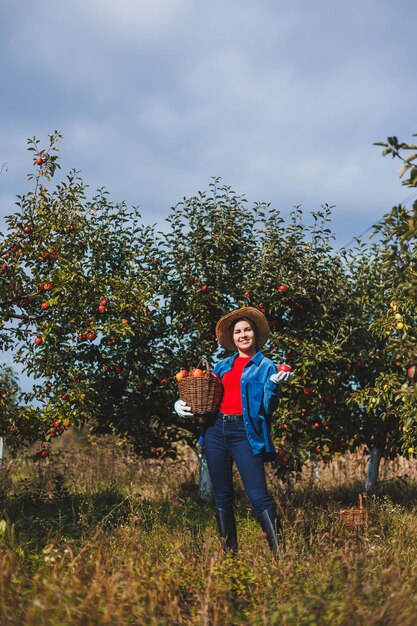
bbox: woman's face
[232,319,257,357]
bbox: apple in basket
[189,368,204,377]
[277,363,292,373]
[175,369,188,381]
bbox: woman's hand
[174,399,194,418]
[269,370,294,385]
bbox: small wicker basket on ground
[339,494,368,532]
[177,358,223,417]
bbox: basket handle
[196,357,211,374]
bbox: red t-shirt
[219,356,251,414]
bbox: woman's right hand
[174,399,194,418]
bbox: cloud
[0,0,416,243]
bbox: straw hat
[215,306,270,353]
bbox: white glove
[270,371,294,385]
[174,399,194,418]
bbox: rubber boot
[215,507,238,554]
[256,505,282,558]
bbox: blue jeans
[204,414,275,516]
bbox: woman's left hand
[270,370,294,384]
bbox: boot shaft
[215,507,238,554]
[256,505,282,557]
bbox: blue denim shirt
[198,351,280,456]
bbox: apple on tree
[407,365,416,379]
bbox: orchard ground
[1,431,417,625]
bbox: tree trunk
[0,438,4,464]
[311,456,320,481]
[365,447,381,491]
[196,450,214,503]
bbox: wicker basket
[340,494,368,532]
[177,358,223,416]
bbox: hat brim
[215,307,270,353]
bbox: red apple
[87,331,96,341]
[23,226,31,234]
[121,319,129,325]
[40,449,49,458]
[42,282,52,291]
[34,337,43,345]
[277,363,292,373]
[277,284,288,292]
[35,157,44,165]
[201,284,208,292]
[175,369,188,381]
[98,305,106,313]
[277,448,286,458]
[41,302,49,310]
[61,394,68,401]
[63,419,71,428]
[100,299,108,306]
[244,289,252,299]
[189,368,204,377]
[407,365,416,379]
[53,420,60,428]
[160,378,168,385]
[303,387,313,395]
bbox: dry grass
[1,436,417,625]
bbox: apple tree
[241,205,369,479]
[0,133,173,459]
[347,133,417,484]
[157,184,368,485]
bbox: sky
[1,0,416,250]
[0,0,416,386]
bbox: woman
[174,307,293,557]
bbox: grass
[1,436,417,625]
